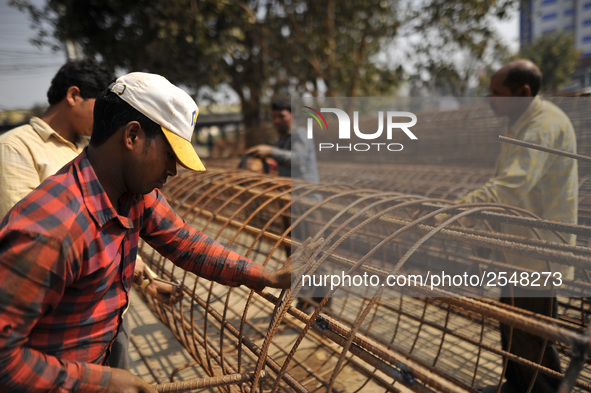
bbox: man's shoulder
[525,99,574,136]
[538,99,572,124]
[289,127,315,146]
[4,167,88,235]
[519,99,576,151]
[0,121,39,147]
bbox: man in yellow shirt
[457,60,577,393]
[0,60,112,218]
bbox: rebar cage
[137,167,591,393]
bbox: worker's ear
[517,84,532,97]
[65,86,82,107]
[123,121,142,151]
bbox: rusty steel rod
[154,371,267,392]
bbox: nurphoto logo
[304,106,418,152]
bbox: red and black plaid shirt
[0,150,264,392]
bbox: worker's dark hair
[271,97,292,112]
[504,66,542,97]
[90,90,162,147]
[47,59,113,105]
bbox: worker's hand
[133,258,148,286]
[245,144,273,158]
[106,368,157,393]
[266,258,293,289]
[264,238,324,289]
[145,278,182,305]
[133,258,182,305]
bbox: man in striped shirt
[0,73,292,393]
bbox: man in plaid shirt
[0,73,292,393]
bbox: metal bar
[498,135,591,163]
[154,371,266,392]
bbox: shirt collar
[30,117,84,151]
[75,149,135,229]
[507,96,542,138]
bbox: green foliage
[404,0,516,96]
[10,0,516,133]
[268,0,402,97]
[517,32,581,93]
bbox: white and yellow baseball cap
[109,72,205,171]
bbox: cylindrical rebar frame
[136,167,591,393]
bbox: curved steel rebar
[133,166,591,393]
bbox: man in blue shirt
[245,97,319,182]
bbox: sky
[0,0,68,111]
[0,1,520,111]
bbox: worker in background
[455,59,577,393]
[0,59,111,218]
[245,97,319,182]
[247,97,325,313]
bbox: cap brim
[161,126,206,172]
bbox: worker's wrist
[134,262,157,289]
[132,273,144,286]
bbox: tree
[517,32,581,93]
[269,0,402,97]
[402,0,516,96]
[11,0,271,143]
[11,0,406,144]
[10,0,516,144]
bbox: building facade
[521,0,591,90]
